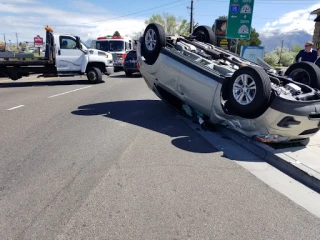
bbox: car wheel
[192,26,215,44]
[141,23,166,65]
[87,67,102,84]
[227,66,271,118]
[285,62,320,89]
[125,70,132,77]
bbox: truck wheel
[192,26,215,44]
[141,23,166,65]
[285,62,320,89]
[10,72,20,81]
[87,67,102,84]
[227,66,271,118]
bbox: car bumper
[124,67,140,73]
[211,91,320,143]
[105,66,114,75]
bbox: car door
[177,63,219,116]
[55,36,83,72]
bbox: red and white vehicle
[92,35,134,70]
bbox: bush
[264,52,279,66]
[280,52,294,66]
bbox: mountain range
[259,29,313,52]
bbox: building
[311,8,320,49]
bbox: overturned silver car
[137,23,320,144]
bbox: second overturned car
[136,23,320,144]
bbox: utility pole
[279,40,284,67]
[189,0,194,34]
[3,33,6,50]
[16,32,19,51]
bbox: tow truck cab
[93,35,134,70]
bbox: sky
[0,0,319,44]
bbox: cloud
[0,0,146,43]
[262,3,320,35]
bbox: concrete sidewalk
[217,127,320,193]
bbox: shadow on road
[71,99,218,154]
[0,80,101,88]
[109,73,142,79]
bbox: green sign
[226,0,255,39]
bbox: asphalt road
[0,73,320,240]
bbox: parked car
[136,23,320,144]
[123,50,140,77]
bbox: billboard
[215,19,227,37]
[240,46,264,63]
[216,38,231,50]
[34,35,43,47]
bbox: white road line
[48,86,92,98]
[6,105,25,111]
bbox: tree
[279,52,294,66]
[264,52,279,66]
[145,12,190,36]
[291,45,303,53]
[113,31,120,37]
[130,30,144,40]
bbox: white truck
[0,26,114,83]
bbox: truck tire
[141,23,166,65]
[285,62,320,89]
[87,67,102,84]
[10,72,20,81]
[227,66,271,118]
[192,26,215,44]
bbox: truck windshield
[96,40,125,52]
[81,40,89,49]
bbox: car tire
[285,61,320,89]
[227,66,271,118]
[192,26,215,44]
[141,23,166,65]
[125,70,132,77]
[87,67,102,84]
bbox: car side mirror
[75,36,81,49]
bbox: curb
[217,126,320,194]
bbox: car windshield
[81,40,89,49]
[126,51,137,58]
[96,40,125,52]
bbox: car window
[109,41,124,52]
[125,42,130,51]
[60,37,76,49]
[127,51,136,58]
[96,41,125,52]
[96,41,109,51]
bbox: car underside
[137,23,320,144]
